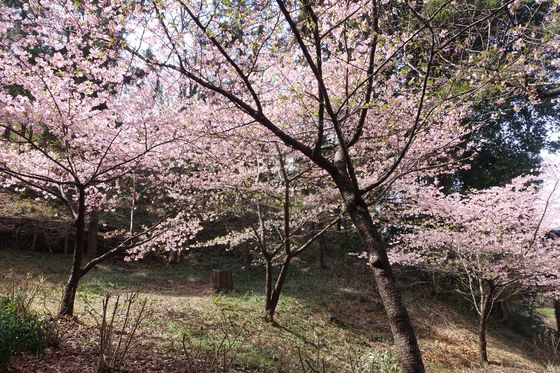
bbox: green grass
[0,249,391,371]
[0,287,58,370]
[537,307,555,319]
[0,192,65,220]
[0,249,558,372]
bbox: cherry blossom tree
[0,0,186,316]
[118,1,560,370]
[2,0,557,370]
[390,173,560,363]
[188,124,342,320]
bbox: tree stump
[211,270,233,292]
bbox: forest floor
[0,248,559,372]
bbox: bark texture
[87,212,99,257]
[331,151,424,373]
[263,258,291,322]
[58,186,86,317]
[346,198,424,373]
[478,282,494,364]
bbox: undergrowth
[0,274,58,371]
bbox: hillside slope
[0,249,558,372]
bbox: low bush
[0,278,58,371]
[86,291,149,373]
[360,350,401,373]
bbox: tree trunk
[554,299,560,334]
[315,241,325,269]
[315,223,326,269]
[63,226,70,255]
[263,158,294,323]
[58,186,86,317]
[264,260,273,320]
[478,283,494,364]
[31,227,38,252]
[58,271,81,317]
[87,212,99,258]
[167,249,182,265]
[14,228,20,250]
[211,270,233,292]
[264,258,291,322]
[129,196,135,234]
[345,196,424,373]
[168,250,178,265]
[239,242,251,263]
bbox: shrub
[361,350,401,373]
[0,296,57,371]
[86,291,149,373]
[180,310,244,373]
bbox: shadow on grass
[1,248,556,371]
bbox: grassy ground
[0,192,65,220]
[0,248,558,372]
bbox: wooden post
[211,270,233,292]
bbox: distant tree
[391,173,560,363]
[191,131,342,321]
[438,98,560,193]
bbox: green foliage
[0,295,57,371]
[537,307,555,319]
[500,306,543,338]
[360,350,401,373]
[440,98,560,193]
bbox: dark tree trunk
[58,186,86,317]
[87,212,99,257]
[58,271,80,317]
[478,283,494,364]
[554,299,560,334]
[327,146,424,371]
[264,260,273,320]
[315,223,326,269]
[211,270,233,292]
[168,250,182,265]
[264,258,291,322]
[344,194,424,373]
[263,158,294,323]
[239,243,251,263]
[31,227,38,252]
[315,240,325,269]
[14,228,20,250]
